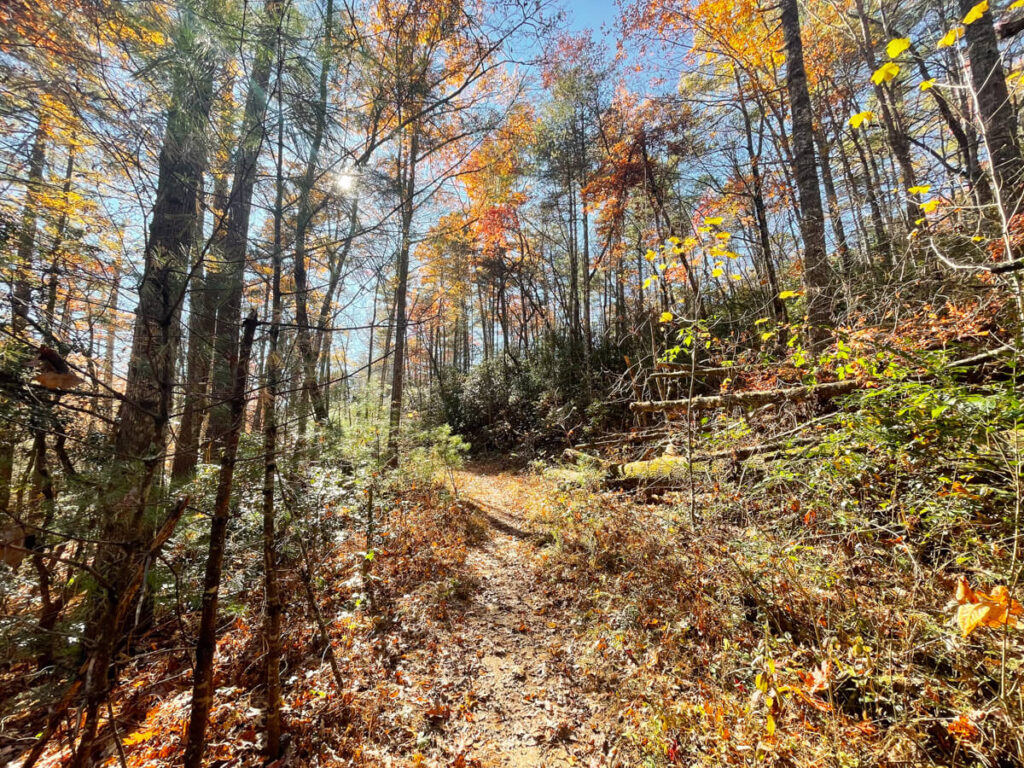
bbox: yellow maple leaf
[849,110,874,129]
[886,37,911,58]
[920,79,937,91]
[963,0,988,25]
[122,728,159,747]
[955,578,1023,637]
[938,26,964,48]
[872,61,900,84]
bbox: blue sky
[563,0,619,35]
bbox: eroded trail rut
[407,465,611,767]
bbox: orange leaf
[954,581,1022,636]
[958,602,994,637]
[806,659,831,693]
[122,728,158,747]
[33,371,82,390]
[955,577,977,604]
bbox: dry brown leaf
[33,371,82,390]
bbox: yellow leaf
[920,78,937,91]
[886,37,911,58]
[921,199,941,214]
[703,216,724,226]
[957,603,989,637]
[644,249,657,261]
[766,714,776,736]
[712,267,724,278]
[122,729,158,747]
[963,0,988,25]
[779,290,801,299]
[1012,0,1024,8]
[849,110,874,129]
[954,580,1023,636]
[908,184,931,195]
[659,311,673,323]
[871,61,900,84]
[938,26,964,48]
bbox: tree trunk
[960,0,1023,211]
[734,66,787,322]
[292,0,335,428]
[779,0,831,348]
[814,127,852,275]
[68,53,215,768]
[207,0,280,452]
[387,125,419,463]
[12,108,47,337]
[260,39,286,759]
[183,312,258,768]
[854,0,920,224]
[173,172,227,480]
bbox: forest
[2,0,1024,765]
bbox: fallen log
[565,435,824,488]
[630,379,862,414]
[694,436,818,462]
[648,366,739,380]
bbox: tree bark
[183,312,258,768]
[292,0,335,428]
[260,39,286,759]
[387,124,419,463]
[960,0,1023,211]
[69,51,215,764]
[207,0,281,452]
[779,0,832,348]
[173,173,227,480]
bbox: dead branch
[629,380,863,414]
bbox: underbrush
[0,404,478,767]
[24,485,490,768]
[539,363,1024,767]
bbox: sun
[333,167,357,195]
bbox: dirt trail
[418,463,609,767]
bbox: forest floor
[397,463,613,767]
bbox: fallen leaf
[954,579,1023,636]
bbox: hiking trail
[396,463,613,767]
